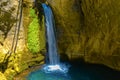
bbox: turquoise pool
[27,62,120,80]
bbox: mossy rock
[0,53,5,63]
[0,72,7,80]
[27,8,45,53]
[4,68,16,80]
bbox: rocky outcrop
[0,0,45,79]
[46,0,120,70]
[0,0,17,53]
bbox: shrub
[27,8,41,53]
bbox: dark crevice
[33,0,45,30]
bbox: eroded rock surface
[47,0,120,70]
[0,0,45,79]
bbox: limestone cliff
[0,0,45,79]
[0,0,120,79]
[46,0,120,70]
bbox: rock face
[47,0,82,56]
[0,0,25,54]
[0,0,45,79]
[0,72,7,80]
[46,0,120,70]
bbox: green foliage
[27,8,41,53]
[29,8,36,18]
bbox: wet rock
[46,0,120,70]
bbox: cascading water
[27,3,120,80]
[42,3,69,73]
[42,3,59,65]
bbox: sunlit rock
[0,72,7,80]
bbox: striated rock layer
[46,0,120,70]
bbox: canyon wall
[0,0,120,79]
[0,0,44,79]
[47,0,120,70]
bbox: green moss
[27,8,40,53]
[29,8,36,18]
[27,8,45,53]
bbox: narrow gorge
[0,0,120,80]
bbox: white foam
[42,64,70,73]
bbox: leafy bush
[27,8,41,53]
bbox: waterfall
[42,3,69,73]
[42,3,59,65]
